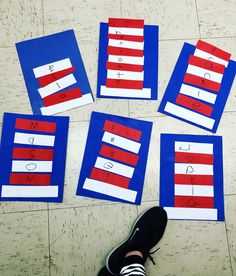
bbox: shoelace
[147,247,160,265]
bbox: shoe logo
[130,227,140,241]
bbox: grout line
[47,203,52,276]
[224,220,234,275]
[42,0,45,36]
[194,0,202,38]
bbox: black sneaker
[98,266,113,276]
[105,206,167,275]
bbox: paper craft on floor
[159,134,224,221]
[0,113,69,202]
[16,30,94,115]
[76,111,152,205]
[97,18,158,100]
[158,40,236,133]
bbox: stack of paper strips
[158,40,236,132]
[160,134,224,221]
[16,30,94,115]
[97,18,158,100]
[77,111,152,204]
[0,113,69,202]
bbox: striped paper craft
[0,113,69,202]
[76,111,152,205]
[160,134,224,221]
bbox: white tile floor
[0,0,236,275]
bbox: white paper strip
[102,131,141,154]
[194,49,228,67]
[164,102,215,130]
[175,141,213,154]
[174,184,214,197]
[14,132,55,146]
[174,163,213,175]
[100,86,151,98]
[107,69,144,81]
[108,27,144,36]
[38,74,77,98]
[12,160,53,172]
[1,185,58,198]
[186,64,223,83]
[33,58,72,78]
[83,178,137,202]
[108,39,144,50]
[164,207,218,220]
[95,157,134,178]
[108,55,144,65]
[179,84,217,104]
[40,93,94,115]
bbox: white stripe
[95,157,134,178]
[175,184,214,197]
[38,74,77,98]
[108,55,144,65]
[100,86,151,98]
[107,70,144,81]
[102,131,141,154]
[164,207,218,220]
[40,93,94,115]
[175,141,213,154]
[175,163,213,175]
[12,160,53,172]
[83,178,137,202]
[179,84,217,104]
[14,132,55,146]
[120,264,146,275]
[1,185,58,198]
[186,64,223,83]
[108,39,144,50]
[33,58,72,78]
[164,102,215,130]
[108,26,143,36]
[194,49,228,67]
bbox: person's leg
[98,206,167,276]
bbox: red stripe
[12,147,54,160]
[15,118,56,133]
[90,168,130,188]
[176,94,213,116]
[184,73,221,92]
[9,173,51,185]
[196,40,231,61]
[37,66,75,87]
[108,18,144,28]
[103,120,142,141]
[107,46,144,57]
[175,152,213,165]
[188,55,225,74]
[174,174,213,185]
[99,144,139,166]
[106,61,143,72]
[108,33,144,42]
[174,195,214,208]
[106,79,143,89]
[43,87,82,107]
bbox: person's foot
[104,206,167,275]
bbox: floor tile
[0,210,49,276]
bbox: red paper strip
[108,18,144,28]
[106,61,143,72]
[188,55,225,74]
[12,147,54,160]
[106,79,143,89]
[183,73,221,92]
[103,120,142,141]
[9,173,51,185]
[37,66,75,87]
[108,33,144,42]
[107,46,144,57]
[99,144,139,166]
[15,118,56,133]
[174,195,214,208]
[174,174,213,186]
[175,152,213,165]
[90,167,130,188]
[196,40,231,62]
[176,93,213,116]
[43,88,82,107]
